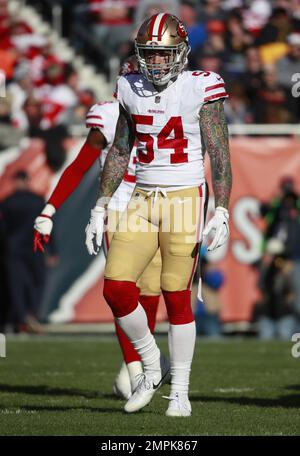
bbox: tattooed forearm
[200,99,232,209]
[97,105,133,206]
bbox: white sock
[117,304,160,375]
[127,361,143,391]
[132,330,161,375]
[168,322,196,397]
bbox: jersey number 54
[132,115,188,164]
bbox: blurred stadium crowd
[0,0,300,337]
[1,0,300,139]
[0,1,98,149]
[25,0,300,122]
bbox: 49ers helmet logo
[177,22,187,38]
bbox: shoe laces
[163,393,179,402]
[134,373,153,392]
[163,393,190,411]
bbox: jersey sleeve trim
[86,123,104,128]
[86,113,104,128]
[86,114,103,120]
[85,104,105,129]
[204,92,228,102]
[205,83,225,92]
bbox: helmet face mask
[135,14,190,86]
[135,42,189,86]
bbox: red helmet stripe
[148,13,159,40]
[157,13,168,40]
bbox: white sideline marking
[214,388,254,393]
[0,409,37,414]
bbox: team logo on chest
[155,96,161,104]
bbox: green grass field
[0,336,299,436]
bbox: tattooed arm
[200,98,232,250]
[96,104,134,206]
[199,99,232,209]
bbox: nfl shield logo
[155,96,161,103]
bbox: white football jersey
[86,101,136,211]
[116,70,228,186]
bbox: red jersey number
[192,71,211,77]
[132,115,188,164]
[131,115,154,163]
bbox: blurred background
[1,0,300,340]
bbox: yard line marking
[214,388,255,393]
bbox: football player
[33,58,165,400]
[85,13,232,417]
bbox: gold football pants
[103,209,161,296]
[105,184,206,292]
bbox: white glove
[203,206,230,251]
[33,204,56,252]
[34,203,56,236]
[85,206,106,255]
